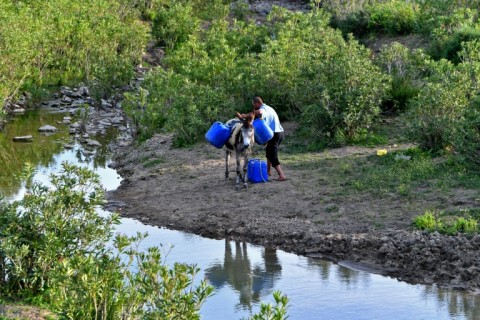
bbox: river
[1,107,479,320]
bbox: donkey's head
[236,112,255,149]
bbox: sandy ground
[107,122,480,292]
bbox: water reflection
[0,108,119,198]
[0,110,69,196]
[205,240,282,310]
[423,286,480,320]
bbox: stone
[61,96,73,104]
[12,108,25,114]
[13,135,33,142]
[38,125,58,132]
[86,139,102,147]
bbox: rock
[394,154,411,161]
[38,125,57,132]
[111,117,124,125]
[86,139,102,147]
[12,108,25,114]
[71,99,86,107]
[61,96,73,104]
[78,86,89,96]
[13,135,33,142]
[101,99,113,108]
[49,100,61,107]
[82,149,96,156]
[99,120,112,127]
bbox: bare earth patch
[107,122,480,292]
[0,304,55,320]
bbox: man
[241,96,286,181]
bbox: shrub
[366,0,420,35]
[452,96,480,168]
[249,290,289,320]
[453,217,478,234]
[0,163,116,296]
[413,211,437,231]
[132,6,388,146]
[152,3,200,50]
[405,58,469,152]
[0,164,214,318]
[428,8,480,62]
[0,0,147,105]
[374,43,428,113]
[413,211,479,235]
[47,233,213,320]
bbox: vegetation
[413,210,478,235]
[0,164,288,319]
[3,0,480,316]
[0,0,148,110]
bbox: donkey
[225,112,255,190]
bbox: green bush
[428,8,480,62]
[453,101,480,168]
[431,27,480,63]
[152,3,200,50]
[405,58,469,152]
[413,211,437,231]
[367,0,420,35]
[413,211,479,235]
[0,163,289,319]
[130,6,388,146]
[124,69,235,144]
[0,164,214,318]
[47,233,213,320]
[249,291,289,320]
[374,43,428,113]
[332,10,369,37]
[0,163,116,296]
[0,0,147,105]
[453,217,478,234]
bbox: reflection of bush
[0,111,67,197]
[0,110,119,198]
[205,240,282,308]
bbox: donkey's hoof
[243,183,248,190]
[235,185,240,191]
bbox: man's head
[252,96,263,110]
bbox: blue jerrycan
[205,121,230,148]
[247,159,268,183]
[253,118,273,145]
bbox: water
[1,107,480,319]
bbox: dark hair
[252,96,263,104]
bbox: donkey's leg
[242,153,248,189]
[235,151,241,191]
[225,150,231,180]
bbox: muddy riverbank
[106,123,480,293]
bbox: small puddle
[1,107,480,319]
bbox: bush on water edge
[0,163,288,319]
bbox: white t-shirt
[259,104,284,133]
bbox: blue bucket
[253,118,273,145]
[205,121,230,148]
[247,159,268,183]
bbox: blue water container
[205,121,230,148]
[253,118,273,145]
[247,159,268,183]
